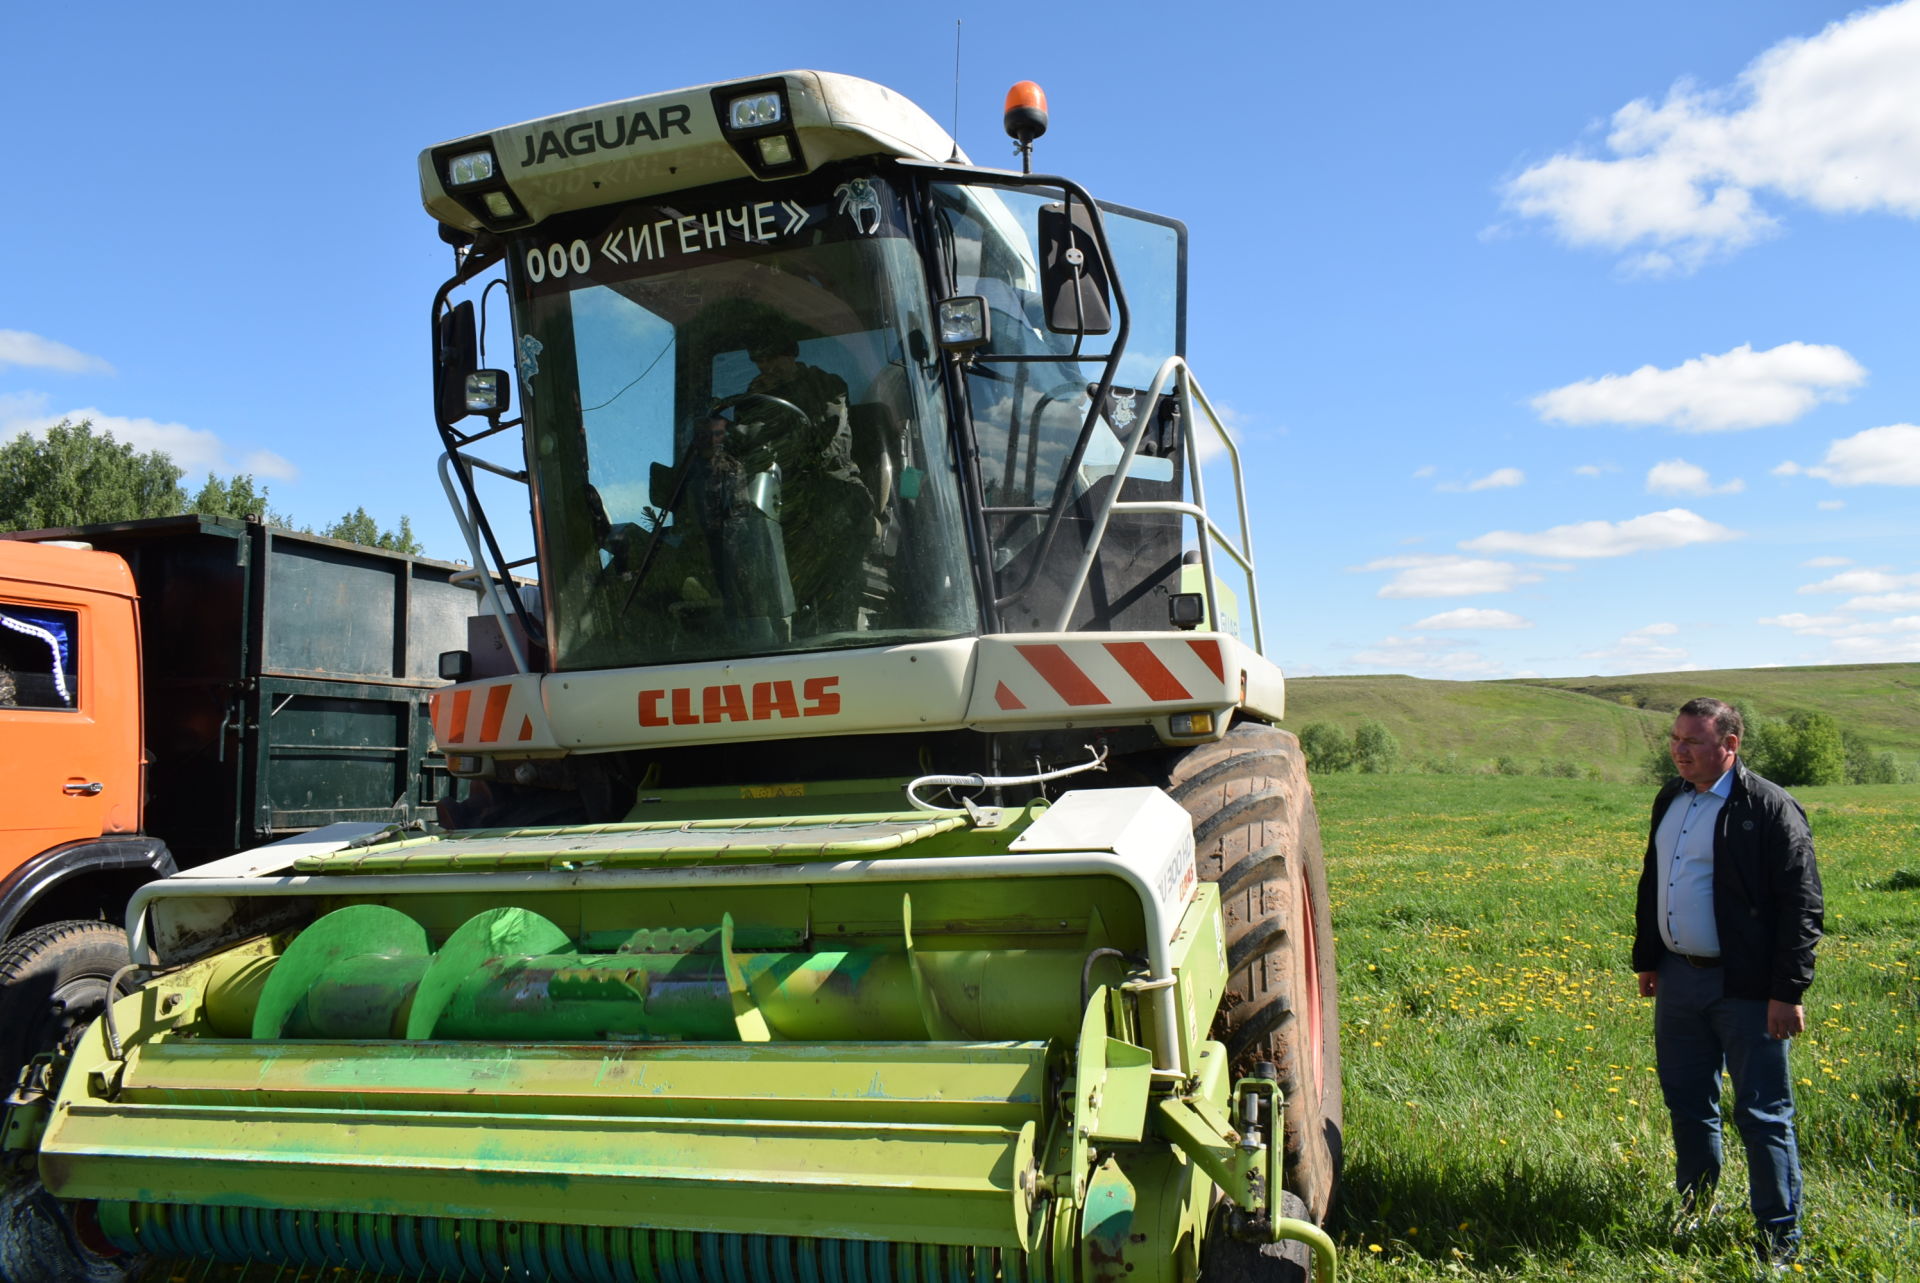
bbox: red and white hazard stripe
[971,635,1240,721]
[429,675,551,749]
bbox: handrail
[1045,357,1263,652]
[438,452,529,674]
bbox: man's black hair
[1678,696,1743,742]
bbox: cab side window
[0,605,79,710]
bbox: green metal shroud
[29,796,1322,1282]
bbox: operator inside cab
[700,331,872,641]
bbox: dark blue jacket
[1632,759,1823,1004]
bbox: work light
[446,149,497,187]
[728,93,783,129]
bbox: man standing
[1634,697,1823,1265]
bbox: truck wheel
[1197,1194,1311,1282]
[1163,725,1343,1223]
[0,921,142,1283]
[0,921,130,1090]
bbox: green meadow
[1318,773,1920,1281]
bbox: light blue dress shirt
[1656,767,1733,957]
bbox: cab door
[0,546,143,872]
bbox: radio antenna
[949,20,963,159]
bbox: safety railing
[1048,356,1264,653]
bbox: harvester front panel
[28,789,1287,1280]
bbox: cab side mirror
[436,301,480,425]
[1039,201,1112,335]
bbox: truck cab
[0,540,170,939]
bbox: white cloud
[1412,464,1437,479]
[1798,568,1920,595]
[1760,611,1920,638]
[1,407,298,480]
[1816,499,1846,511]
[1532,342,1864,431]
[1760,610,1920,660]
[1438,466,1524,492]
[1826,634,1920,661]
[1646,458,1744,495]
[0,330,113,375]
[1461,508,1739,559]
[1412,608,1532,630]
[1501,1,1920,271]
[1355,554,1546,599]
[1579,622,1694,670]
[1345,635,1511,679]
[1803,556,1851,567]
[1785,423,1920,486]
[1843,591,1920,612]
[1574,463,1615,477]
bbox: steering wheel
[714,392,812,445]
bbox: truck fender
[0,836,177,943]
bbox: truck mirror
[436,301,480,425]
[1039,201,1112,335]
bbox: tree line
[1294,704,1913,786]
[0,419,421,554]
[1297,720,1401,774]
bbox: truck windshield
[510,169,977,671]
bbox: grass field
[1315,774,1920,1281]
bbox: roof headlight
[728,92,783,130]
[447,149,497,187]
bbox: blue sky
[5,0,1917,679]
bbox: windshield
[510,169,977,670]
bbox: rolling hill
[1277,662,1920,781]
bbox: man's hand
[1637,971,1657,998]
[1767,999,1805,1040]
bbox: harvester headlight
[431,140,529,230]
[446,149,497,187]
[937,296,990,352]
[727,92,784,129]
[465,370,510,415]
[755,135,794,166]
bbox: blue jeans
[1654,954,1803,1253]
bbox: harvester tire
[0,921,144,1283]
[1161,724,1343,1223]
[1197,1194,1311,1282]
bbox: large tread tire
[1159,725,1343,1223]
[0,921,144,1283]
